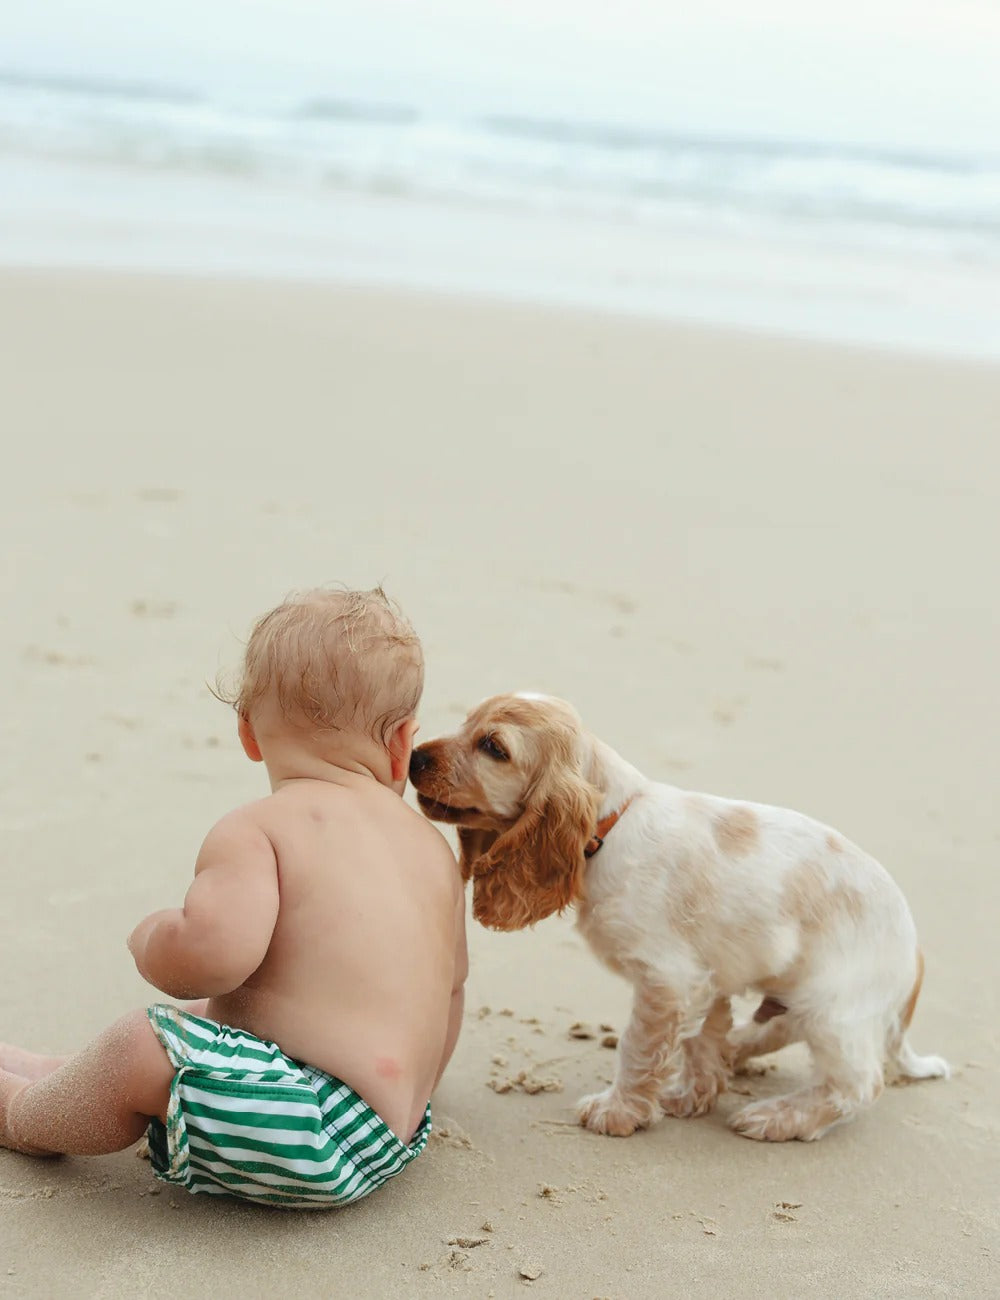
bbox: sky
[3,0,999,152]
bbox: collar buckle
[583,796,635,860]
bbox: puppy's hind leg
[728,1002,799,1073]
[730,1019,884,1142]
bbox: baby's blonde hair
[224,587,423,743]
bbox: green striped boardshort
[145,1004,431,1208]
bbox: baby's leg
[0,1009,173,1156]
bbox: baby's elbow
[153,964,249,1000]
[151,970,216,1000]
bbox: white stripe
[187,1134,359,1179]
[317,1089,365,1116]
[186,1139,356,1188]
[188,1156,357,1197]
[173,1043,299,1077]
[154,1013,301,1075]
[179,1103,403,1173]
[347,1129,401,1163]
[207,1023,294,1060]
[179,1087,319,1121]
[182,1113,328,1148]
[315,1095,379,1133]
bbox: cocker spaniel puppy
[409,693,948,1142]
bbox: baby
[0,587,467,1207]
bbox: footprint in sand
[136,489,182,502]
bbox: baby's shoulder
[193,800,279,875]
[210,795,278,835]
[391,791,454,848]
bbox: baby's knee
[103,1007,157,1052]
[102,1009,174,1115]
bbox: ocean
[2,65,999,356]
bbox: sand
[1,267,997,1297]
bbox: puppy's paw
[660,1072,724,1118]
[728,1047,758,1077]
[889,1052,950,1083]
[729,1096,828,1142]
[576,1088,655,1137]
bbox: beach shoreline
[5,148,1000,361]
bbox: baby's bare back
[208,778,461,1142]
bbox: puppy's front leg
[660,994,732,1118]
[577,981,681,1137]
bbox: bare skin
[0,703,467,1158]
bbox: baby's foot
[0,1069,59,1156]
[0,1044,68,1082]
[0,1068,29,1152]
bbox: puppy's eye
[477,734,509,762]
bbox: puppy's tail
[886,948,950,1080]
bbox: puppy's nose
[409,747,433,780]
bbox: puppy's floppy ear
[472,756,601,931]
[457,827,499,882]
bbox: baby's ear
[389,718,420,784]
[238,713,263,763]
[457,828,499,882]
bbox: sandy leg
[0,1009,173,1157]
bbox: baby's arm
[128,810,279,999]
[434,885,469,1089]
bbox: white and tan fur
[409,693,948,1142]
